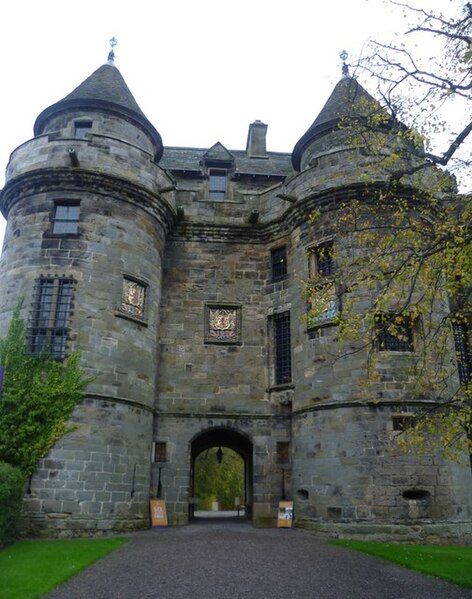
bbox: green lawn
[330,540,472,588]
[0,537,127,599]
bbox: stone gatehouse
[0,53,471,541]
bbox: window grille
[274,312,292,384]
[271,246,287,281]
[208,169,227,199]
[310,241,334,277]
[452,322,471,385]
[154,442,167,462]
[375,314,414,352]
[53,203,80,235]
[29,276,74,359]
[276,441,290,464]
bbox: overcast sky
[0,0,461,248]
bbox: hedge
[0,461,25,545]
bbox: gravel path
[44,519,472,599]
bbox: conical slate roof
[292,77,383,171]
[62,63,147,118]
[34,63,163,161]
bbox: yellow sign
[277,501,294,528]
[150,500,168,527]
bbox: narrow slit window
[274,312,292,384]
[154,442,167,463]
[452,322,471,385]
[271,246,287,281]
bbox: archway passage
[190,428,253,521]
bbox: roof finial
[108,37,118,64]
[340,50,349,78]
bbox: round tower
[0,55,175,535]
[285,76,472,541]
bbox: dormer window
[208,168,227,200]
[202,142,234,201]
[74,121,92,138]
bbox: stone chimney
[246,120,268,158]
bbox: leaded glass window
[274,312,292,384]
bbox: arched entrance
[190,428,253,520]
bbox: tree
[354,1,471,188]
[304,1,471,462]
[194,448,244,510]
[0,302,90,477]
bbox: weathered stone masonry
[0,57,471,540]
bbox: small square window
[74,121,92,138]
[154,442,167,462]
[271,246,287,281]
[53,203,80,235]
[208,168,227,199]
[376,314,414,352]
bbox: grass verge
[0,537,127,599]
[330,540,472,589]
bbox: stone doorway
[189,428,253,521]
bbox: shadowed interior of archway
[190,428,253,521]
